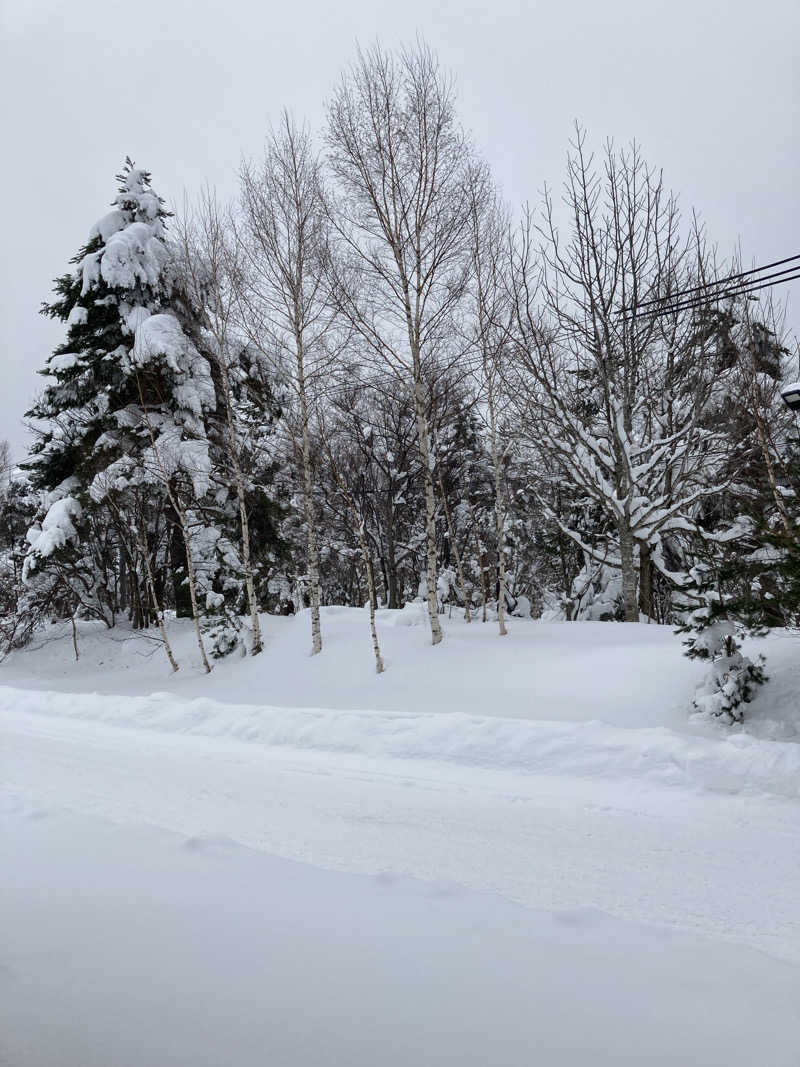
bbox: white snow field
[3,608,800,1065]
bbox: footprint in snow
[182,835,240,856]
[552,907,604,928]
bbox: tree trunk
[413,376,443,645]
[174,501,212,674]
[619,521,638,622]
[365,555,385,673]
[169,509,193,619]
[385,533,401,609]
[638,541,652,622]
[479,553,488,623]
[131,564,146,630]
[119,550,128,614]
[366,556,378,611]
[495,505,507,636]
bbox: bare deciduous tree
[239,113,333,656]
[326,41,489,645]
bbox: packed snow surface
[3,609,800,1064]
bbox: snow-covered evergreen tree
[673,305,797,718]
[677,562,767,722]
[23,160,245,661]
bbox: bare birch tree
[239,113,333,656]
[326,41,489,645]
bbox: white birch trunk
[495,507,508,636]
[413,377,443,645]
[175,500,212,673]
[364,550,385,674]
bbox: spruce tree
[676,304,791,719]
[23,160,237,659]
[29,160,176,492]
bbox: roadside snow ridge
[2,685,799,800]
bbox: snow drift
[4,684,799,800]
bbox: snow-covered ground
[3,609,800,1064]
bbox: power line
[632,270,800,321]
[640,265,800,316]
[627,252,800,314]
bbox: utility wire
[635,264,800,317]
[627,252,800,313]
[632,270,800,320]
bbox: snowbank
[1,610,710,732]
[4,684,799,800]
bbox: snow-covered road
[3,689,800,1064]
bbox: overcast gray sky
[2,0,798,463]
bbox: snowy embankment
[5,682,800,801]
[3,606,800,798]
[2,605,709,725]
